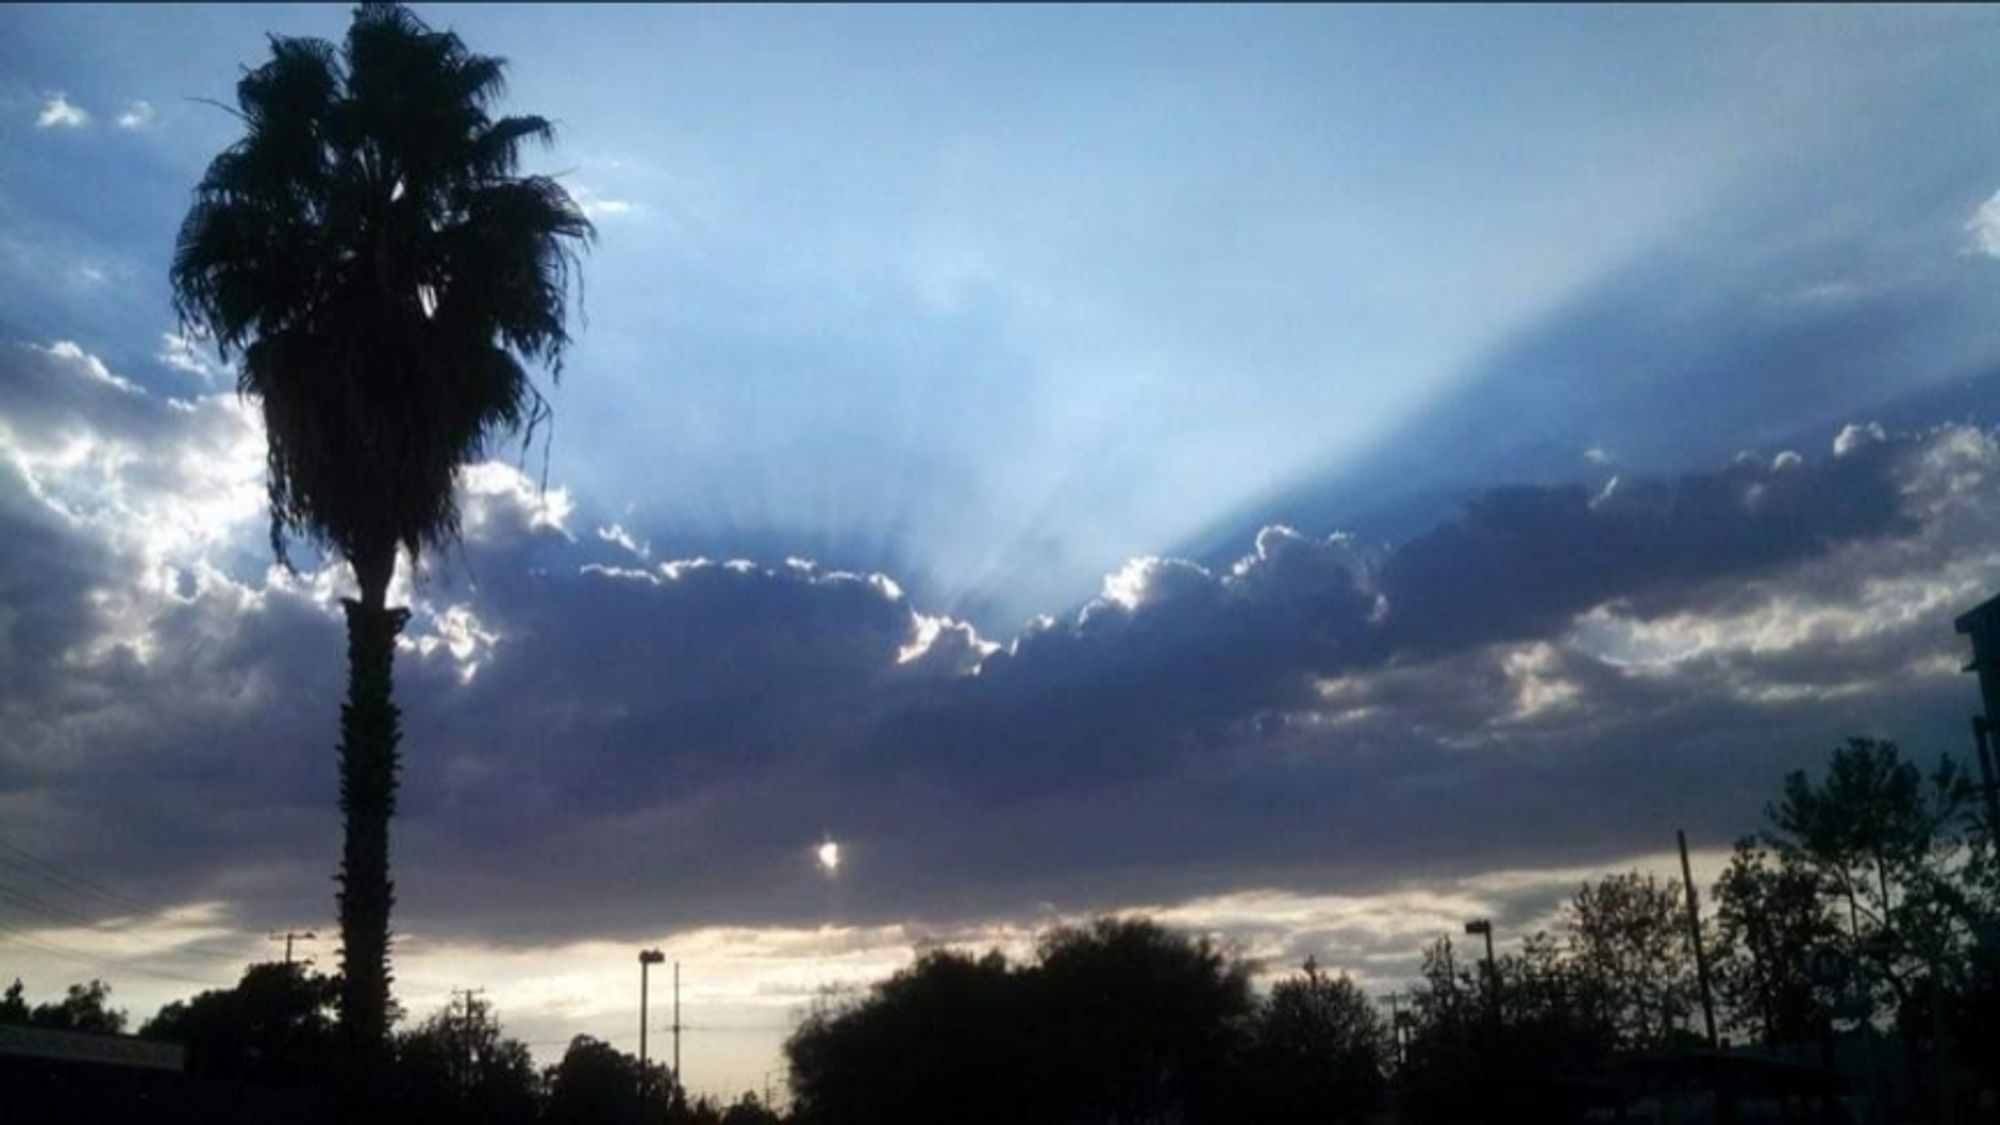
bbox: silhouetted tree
[1238,957,1387,1123]
[0,978,26,1024]
[718,1091,785,1125]
[1565,872,1696,1050]
[787,918,1252,1125]
[1491,931,1616,1072]
[1402,924,1629,1124]
[1030,917,1254,1124]
[1398,937,1485,1122]
[140,961,338,1085]
[170,0,591,1074]
[1764,737,1980,1025]
[383,992,539,1125]
[543,1034,680,1125]
[26,979,126,1034]
[787,949,1026,1124]
[1710,836,1836,1045]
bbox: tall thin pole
[1465,920,1498,1025]
[1678,829,1719,1049]
[672,961,682,1085]
[639,958,651,1076]
[1481,926,1498,1028]
[1442,938,1458,1024]
[450,988,485,1087]
[1385,991,1406,1070]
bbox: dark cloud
[1,339,1995,953]
[1378,438,1909,655]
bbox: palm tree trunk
[337,543,407,1078]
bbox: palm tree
[171,2,591,1073]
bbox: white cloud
[157,332,228,384]
[1782,280,1862,306]
[1832,420,1885,457]
[1967,188,2000,259]
[1499,641,1582,720]
[43,339,139,392]
[115,101,155,129]
[460,460,575,541]
[595,521,649,558]
[35,93,89,129]
[572,183,638,220]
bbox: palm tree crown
[173,0,592,590]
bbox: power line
[0,839,171,919]
[0,880,249,964]
[516,1020,789,1051]
[0,880,127,930]
[677,1023,790,1033]
[0,839,260,964]
[0,916,228,989]
[0,879,247,964]
[0,876,245,964]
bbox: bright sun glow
[816,839,841,874]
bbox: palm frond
[169,1,591,574]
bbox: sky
[2,2,2000,1101]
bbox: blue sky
[4,2,2000,1099]
[10,4,1998,625]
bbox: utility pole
[638,950,663,1099]
[1381,991,1407,1070]
[672,960,682,1087]
[450,988,486,1095]
[1677,829,1719,1049]
[268,930,316,966]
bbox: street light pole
[639,949,664,1093]
[1465,920,1498,1024]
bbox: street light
[639,949,665,1089]
[1464,920,1498,1022]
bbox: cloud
[156,331,228,383]
[572,184,637,220]
[1968,188,2000,259]
[595,521,649,559]
[1833,420,1886,456]
[114,101,154,129]
[0,339,1994,966]
[35,93,88,128]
